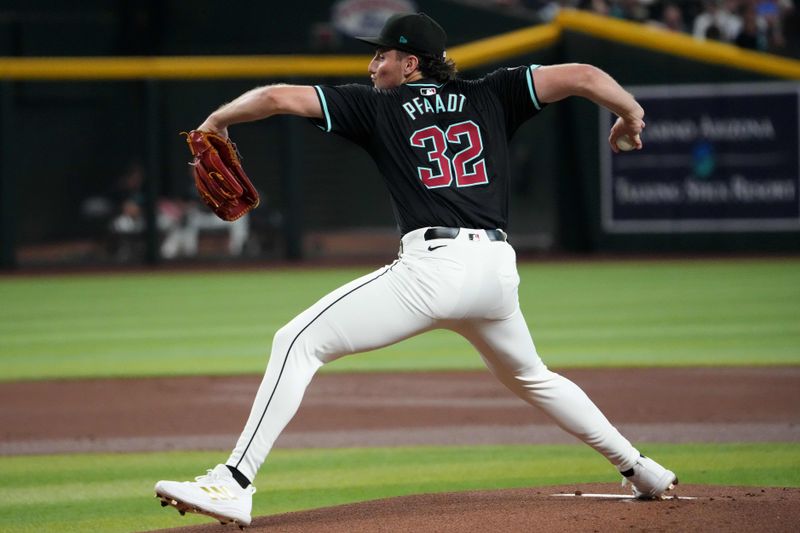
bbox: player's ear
[403,54,420,76]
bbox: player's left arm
[197,84,323,139]
[533,64,644,152]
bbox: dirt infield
[2,367,798,453]
[2,367,799,531]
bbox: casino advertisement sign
[600,82,800,233]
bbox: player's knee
[271,325,296,355]
[500,366,555,392]
[271,324,327,367]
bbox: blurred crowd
[82,162,257,261]
[481,0,797,55]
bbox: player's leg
[227,259,436,482]
[156,259,437,523]
[453,311,639,469]
[452,311,676,497]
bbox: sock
[226,465,251,489]
[620,454,645,477]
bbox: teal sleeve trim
[314,85,332,132]
[526,64,542,111]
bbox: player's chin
[371,77,393,90]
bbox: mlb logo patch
[468,233,480,241]
[420,87,436,96]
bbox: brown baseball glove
[182,130,259,221]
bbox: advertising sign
[600,82,800,233]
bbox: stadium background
[1,0,798,270]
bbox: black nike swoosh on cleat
[427,245,448,251]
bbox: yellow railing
[557,10,800,80]
[0,10,797,80]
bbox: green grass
[0,443,797,533]
[1,259,798,380]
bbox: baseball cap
[355,12,447,58]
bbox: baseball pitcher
[155,12,675,528]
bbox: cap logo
[399,35,408,44]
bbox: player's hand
[609,116,644,153]
[196,117,229,140]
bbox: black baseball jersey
[313,65,545,235]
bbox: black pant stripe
[235,260,399,468]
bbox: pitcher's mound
[157,484,800,533]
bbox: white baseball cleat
[620,455,678,500]
[155,464,256,528]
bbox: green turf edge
[2,259,798,380]
[0,443,798,533]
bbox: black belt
[423,227,507,242]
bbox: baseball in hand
[616,134,639,152]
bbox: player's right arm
[197,85,322,139]
[533,64,645,152]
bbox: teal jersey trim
[526,64,542,111]
[314,85,332,132]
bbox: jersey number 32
[409,120,488,189]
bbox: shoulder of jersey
[403,79,470,93]
[371,86,405,98]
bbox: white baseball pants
[227,227,640,481]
